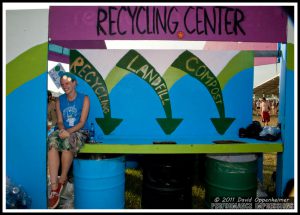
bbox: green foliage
[125,168,142,209]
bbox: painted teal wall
[6,73,48,209]
[70,50,254,142]
[276,43,294,197]
[75,65,254,143]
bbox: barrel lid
[206,153,257,162]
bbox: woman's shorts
[48,130,88,157]
[262,111,270,123]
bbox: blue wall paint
[276,44,294,197]
[75,67,253,142]
[6,73,47,209]
[282,70,294,187]
[277,72,294,196]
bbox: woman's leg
[59,150,74,184]
[48,147,60,190]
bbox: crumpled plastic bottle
[259,126,280,137]
[6,177,32,209]
[60,182,74,209]
[256,180,268,198]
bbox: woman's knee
[61,150,74,157]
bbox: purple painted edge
[48,51,69,64]
[51,40,107,49]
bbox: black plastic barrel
[141,154,194,209]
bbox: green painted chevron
[163,66,188,89]
[105,51,254,94]
[287,43,294,71]
[217,51,254,90]
[167,50,235,135]
[105,66,130,93]
[115,49,183,134]
[6,42,48,96]
[70,50,123,135]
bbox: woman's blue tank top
[59,92,86,129]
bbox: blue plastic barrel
[73,155,125,209]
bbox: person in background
[256,99,261,116]
[275,100,279,116]
[48,91,57,129]
[260,97,271,126]
[252,99,256,115]
[47,72,90,209]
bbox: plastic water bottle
[6,177,32,209]
[48,126,55,136]
[89,123,95,143]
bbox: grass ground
[253,114,278,198]
[124,114,279,209]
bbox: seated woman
[47,72,90,209]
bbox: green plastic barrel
[204,156,257,208]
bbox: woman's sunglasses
[62,75,72,82]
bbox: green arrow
[156,118,183,135]
[116,49,182,134]
[210,118,235,135]
[70,50,122,135]
[95,116,122,135]
[170,50,235,135]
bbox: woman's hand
[58,129,70,139]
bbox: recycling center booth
[6,5,294,209]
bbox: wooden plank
[79,143,283,154]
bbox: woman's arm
[55,98,65,130]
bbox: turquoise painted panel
[277,69,294,197]
[6,73,47,209]
[281,70,294,186]
[75,67,253,143]
[276,43,294,197]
